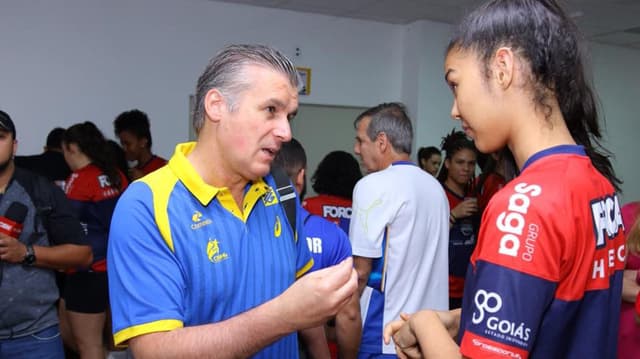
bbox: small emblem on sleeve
[472,289,531,346]
[263,188,279,207]
[355,198,382,234]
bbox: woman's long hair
[64,122,124,190]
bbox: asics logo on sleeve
[274,216,282,238]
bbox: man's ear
[377,132,388,153]
[493,47,515,89]
[203,88,226,123]
[295,168,305,194]
[444,157,451,170]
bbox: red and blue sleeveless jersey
[65,164,127,271]
[459,145,625,359]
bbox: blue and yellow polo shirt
[107,142,313,358]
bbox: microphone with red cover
[0,202,29,285]
[0,202,28,238]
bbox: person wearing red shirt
[113,109,167,180]
[385,1,625,358]
[62,122,128,359]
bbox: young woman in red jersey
[437,130,479,310]
[61,122,128,359]
[384,1,625,358]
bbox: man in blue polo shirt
[107,44,358,359]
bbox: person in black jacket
[0,110,91,359]
[15,127,71,188]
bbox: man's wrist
[21,244,36,266]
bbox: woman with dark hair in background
[61,122,128,359]
[385,0,625,358]
[417,146,442,177]
[437,130,479,310]
[619,202,640,358]
[303,150,362,235]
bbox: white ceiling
[210,0,640,50]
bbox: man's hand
[278,258,358,330]
[0,233,27,263]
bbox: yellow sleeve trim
[296,258,314,279]
[140,167,178,252]
[113,319,184,346]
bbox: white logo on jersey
[590,193,625,279]
[590,194,623,249]
[322,205,352,219]
[497,183,541,259]
[356,198,382,235]
[472,290,502,324]
[98,174,112,188]
[472,290,531,343]
[306,236,323,254]
[472,339,522,358]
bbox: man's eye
[267,106,276,113]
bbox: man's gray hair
[354,102,413,154]
[192,44,299,134]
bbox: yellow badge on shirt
[207,238,229,263]
[274,216,282,238]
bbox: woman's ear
[493,47,515,89]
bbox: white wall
[1,0,638,201]
[1,0,403,158]
[401,20,456,154]
[589,43,640,203]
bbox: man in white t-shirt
[350,102,449,358]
